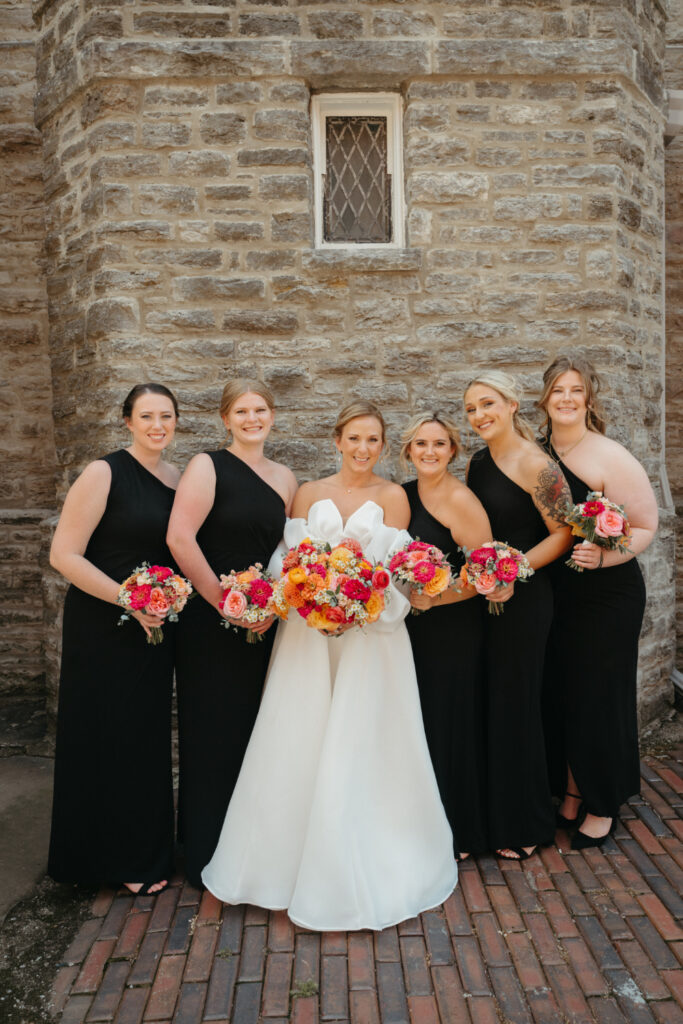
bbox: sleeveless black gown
[403,481,487,855]
[48,449,176,885]
[542,446,645,817]
[175,449,286,888]
[468,448,556,850]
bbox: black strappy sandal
[556,791,582,830]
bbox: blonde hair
[464,371,535,442]
[537,354,607,439]
[334,400,386,445]
[399,412,460,473]
[219,378,275,420]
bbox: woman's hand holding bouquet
[219,564,276,643]
[564,491,631,571]
[118,563,193,644]
[388,540,452,615]
[459,542,533,615]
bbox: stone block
[133,14,233,38]
[237,148,309,167]
[290,41,429,83]
[258,175,309,201]
[85,298,139,339]
[221,311,298,333]
[135,249,223,268]
[475,147,522,167]
[76,12,123,48]
[442,10,543,39]
[269,83,309,104]
[89,40,288,80]
[271,211,310,242]
[409,172,487,203]
[146,309,216,331]
[144,88,209,108]
[102,184,132,216]
[169,151,230,177]
[199,113,246,145]
[139,185,198,215]
[353,298,410,330]
[617,199,642,230]
[172,277,265,301]
[239,14,300,37]
[217,83,262,104]
[246,250,297,270]
[205,185,253,201]
[301,249,421,277]
[435,39,631,77]
[493,195,563,221]
[91,155,162,180]
[215,222,264,241]
[141,122,191,148]
[533,164,626,188]
[307,12,364,39]
[544,290,628,313]
[94,270,161,294]
[372,12,435,37]
[408,139,469,167]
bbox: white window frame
[311,92,405,250]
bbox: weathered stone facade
[0,0,679,747]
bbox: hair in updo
[537,354,607,439]
[399,412,460,473]
[219,378,275,420]
[334,401,386,445]
[464,371,535,442]
[122,383,179,420]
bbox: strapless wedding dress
[201,499,457,931]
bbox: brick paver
[50,750,683,1023]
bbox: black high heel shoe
[556,791,582,830]
[571,817,616,851]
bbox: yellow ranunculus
[288,566,307,585]
[329,547,354,570]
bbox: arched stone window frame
[311,92,406,250]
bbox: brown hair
[537,354,607,439]
[219,378,275,420]
[122,383,179,420]
[399,412,460,473]
[333,400,386,445]
[464,371,535,442]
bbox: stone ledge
[436,39,634,79]
[302,249,422,277]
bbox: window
[312,93,405,249]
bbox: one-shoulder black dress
[468,448,555,850]
[175,449,286,888]
[404,480,487,855]
[48,449,176,885]
[542,447,645,817]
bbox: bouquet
[388,539,452,615]
[273,537,390,634]
[459,542,534,615]
[117,563,193,644]
[564,490,631,571]
[219,564,276,643]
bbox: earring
[335,451,342,470]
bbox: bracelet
[598,551,604,569]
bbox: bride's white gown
[201,499,458,931]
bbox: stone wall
[0,0,55,751]
[29,0,676,726]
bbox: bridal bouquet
[388,540,451,614]
[117,563,193,644]
[273,537,390,634]
[459,542,534,616]
[219,564,276,643]
[564,491,631,571]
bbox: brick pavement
[47,750,683,1024]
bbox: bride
[202,401,458,931]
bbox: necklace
[550,430,587,461]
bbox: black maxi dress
[403,480,488,855]
[48,449,176,885]
[175,449,286,888]
[468,448,556,850]
[542,447,645,818]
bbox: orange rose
[236,570,256,584]
[424,566,450,597]
[288,566,307,585]
[329,547,354,570]
[365,591,384,620]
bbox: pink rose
[148,587,170,616]
[408,549,425,564]
[413,561,437,583]
[372,568,390,590]
[339,537,363,556]
[594,509,625,538]
[474,573,498,596]
[223,589,247,619]
[128,584,152,610]
[325,606,346,624]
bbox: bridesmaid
[464,371,572,860]
[400,412,492,858]
[167,379,296,888]
[48,383,180,895]
[538,354,657,849]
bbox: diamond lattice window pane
[324,116,392,243]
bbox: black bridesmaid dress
[467,448,556,851]
[174,449,286,888]
[542,446,645,817]
[48,449,176,885]
[403,481,488,855]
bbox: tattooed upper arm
[532,460,571,528]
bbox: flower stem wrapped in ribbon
[273,537,390,634]
[117,562,193,644]
[219,563,276,643]
[564,490,631,571]
[388,539,452,615]
[459,541,534,616]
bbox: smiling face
[464,383,516,443]
[125,393,177,451]
[544,370,588,430]
[222,391,274,445]
[335,415,384,474]
[407,421,456,478]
